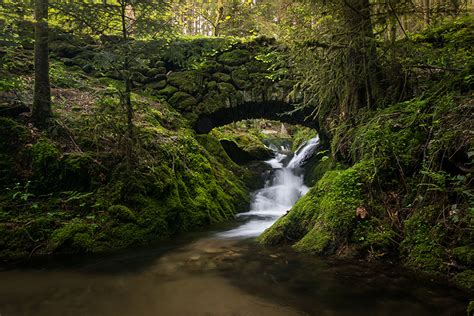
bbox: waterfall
[287,136,320,169]
[218,137,320,238]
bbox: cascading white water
[218,137,320,238]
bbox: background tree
[32,0,51,126]
[51,0,172,161]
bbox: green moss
[48,219,96,252]
[231,68,251,89]
[218,49,251,66]
[168,91,198,111]
[453,270,474,291]
[157,85,178,97]
[194,60,223,73]
[199,91,228,113]
[31,138,61,191]
[453,245,474,266]
[31,138,61,172]
[108,205,137,223]
[467,301,474,316]
[400,207,446,273]
[212,72,231,82]
[167,71,203,94]
[217,82,237,95]
[60,153,95,190]
[353,217,397,252]
[147,80,167,90]
[0,117,28,152]
[0,224,30,260]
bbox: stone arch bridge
[52,36,320,136]
[131,38,319,134]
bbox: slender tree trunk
[214,0,224,36]
[342,0,381,111]
[120,1,134,160]
[424,0,431,24]
[33,0,51,126]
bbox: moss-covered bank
[0,46,251,261]
[259,17,474,302]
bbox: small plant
[7,181,35,202]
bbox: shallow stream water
[0,138,469,315]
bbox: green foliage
[400,207,446,272]
[453,270,474,291]
[48,219,97,252]
[453,245,474,266]
[108,205,136,223]
[218,49,251,66]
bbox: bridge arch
[193,100,317,134]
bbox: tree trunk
[214,0,224,36]
[120,1,134,161]
[424,0,431,24]
[342,0,381,111]
[32,0,51,126]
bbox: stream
[0,138,468,316]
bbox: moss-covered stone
[199,91,228,113]
[147,80,167,90]
[147,67,167,77]
[231,68,251,89]
[453,245,474,266]
[108,205,137,223]
[48,220,96,252]
[167,71,204,94]
[453,270,474,291]
[218,49,251,66]
[212,72,231,82]
[195,60,223,73]
[467,301,474,316]
[400,207,446,273]
[157,85,178,97]
[217,82,237,95]
[0,117,28,152]
[169,91,198,111]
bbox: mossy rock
[400,208,446,273]
[108,205,137,223]
[245,61,268,73]
[195,60,223,73]
[60,152,95,190]
[49,42,83,58]
[31,138,61,175]
[0,117,28,152]
[147,67,167,77]
[217,82,237,95]
[48,220,96,252]
[453,270,474,291]
[0,224,31,260]
[131,72,148,84]
[467,301,474,316]
[453,245,474,266]
[231,68,251,89]
[199,91,228,113]
[157,85,178,97]
[353,217,397,253]
[212,72,231,82]
[218,49,251,66]
[207,81,218,90]
[148,80,167,90]
[167,71,204,94]
[169,92,198,111]
[0,154,14,184]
